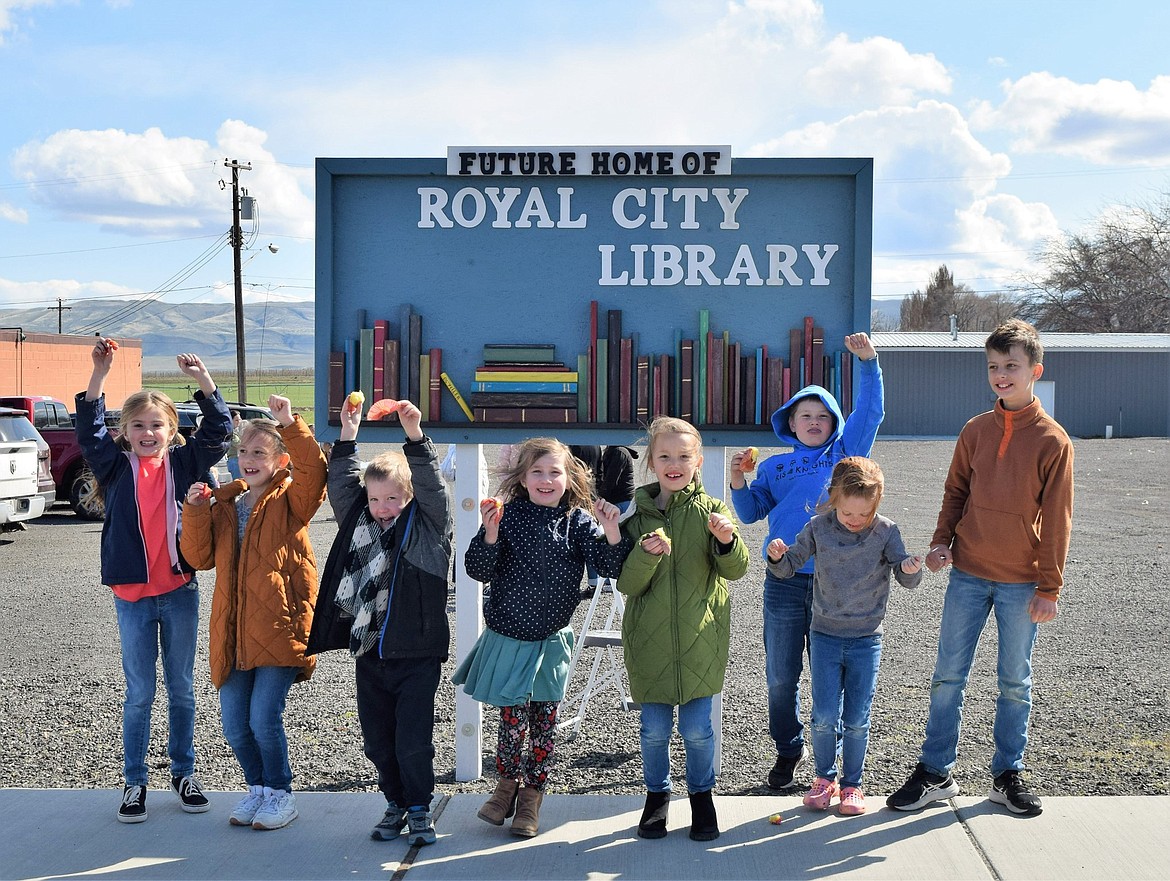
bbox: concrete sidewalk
[2,789,1167,881]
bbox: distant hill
[0,296,905,372]
[0,299,315,372]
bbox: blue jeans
[640,697,716,794]
[219,666,300,792]
[226,457,241,480]
[763,571,813,757]
[809,631,882,789]
[920,567,1040,778]
[113,583,200,786]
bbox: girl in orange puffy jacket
[181,394,326,831]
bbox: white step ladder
[558,578,639,738]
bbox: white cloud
[267,0,951,158]
[0,275,134,308]
[973,72,1170,164]
[0,201,28,222]
[0,0,55,47]
[749,100,1059,293]
[804,33,950,106]
[11,121,314,237]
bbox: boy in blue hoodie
[730,332,884,791]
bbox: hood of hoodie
[770,385,846,448]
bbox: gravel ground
[1,438,1167,802]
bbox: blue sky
[2,0,1169,317]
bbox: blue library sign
[315,151,873,444]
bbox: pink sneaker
[803,777,839,810]
[839,786,866,815]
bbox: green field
[141,369,317,426]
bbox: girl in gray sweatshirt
[766,456,924,816]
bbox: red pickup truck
[0,395,108,519]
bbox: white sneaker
[230,785,266,826]
[252,788,298,830]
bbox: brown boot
[510,785,544,837]
[477,778,519,826]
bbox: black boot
[688,790,719,841]
[637,791,670,839]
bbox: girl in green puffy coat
[617,417,750,843]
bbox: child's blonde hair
[818,456,884,515]
[641,416,703,478]
[239,418,287,458]
[363,451,413,501]
[497,437,594,511]
[117,390,183,450]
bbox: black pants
[355,654,442,809]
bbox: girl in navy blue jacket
[77,339,231,824]
[453,437,631,838]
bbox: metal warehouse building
[871,332,1170,439]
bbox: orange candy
[742,447,759,472]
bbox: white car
[0,406,48,530]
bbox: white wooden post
[701,445,727,776]
[453,443,484,781]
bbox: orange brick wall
[0,331,143,410]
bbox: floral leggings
[497,700,558,789]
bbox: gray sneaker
[405,808,437,847]
[371,801,408,840]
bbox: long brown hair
[496,437,595,513]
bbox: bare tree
[899,265,1015,332]
[1016,195,1170,332]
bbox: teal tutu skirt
[451,626,574,707]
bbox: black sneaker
[171,775,210,813]
[767,746,807,790]
[118,785,147,823]
[885,763,960,811]
[989,770,1042,815]
[371,801,407,840]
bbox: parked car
[0,395,92,516]
[0,406,48,529]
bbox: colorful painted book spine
[658,354,671,418]
[344,338,358,399]
[619,338,632,423]
[755,346,765,423]
[595,338,608,423]
[440,372,475,421]
[472,370,578,383]
[469,393,578,408]
[408,312,422,405]
[680,339,694,422]
[635,355,650,423]
[607,310,622,423]
[384,339,400,401]
[811,326,825,386]
[473,408,578,423]
[471,381,578,393]
[328,351,345,422]
[482,344,558,363]
[588,300,598,422]
[428,348,442,420]
[729,341,741,425]
[697,310,709,425]
[803,315,814,386]
[373,319,388,400]
[576,353,589,423]
[418,353,430,421]
[766,356,783,417]
[709,334,724,424]
[742,353,757,425]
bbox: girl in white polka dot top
[453,437,631,837]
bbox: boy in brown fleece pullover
[886,318,1074,817]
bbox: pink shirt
[111,455,190,602]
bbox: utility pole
[47,298,72,333]
[225,158,252,403]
